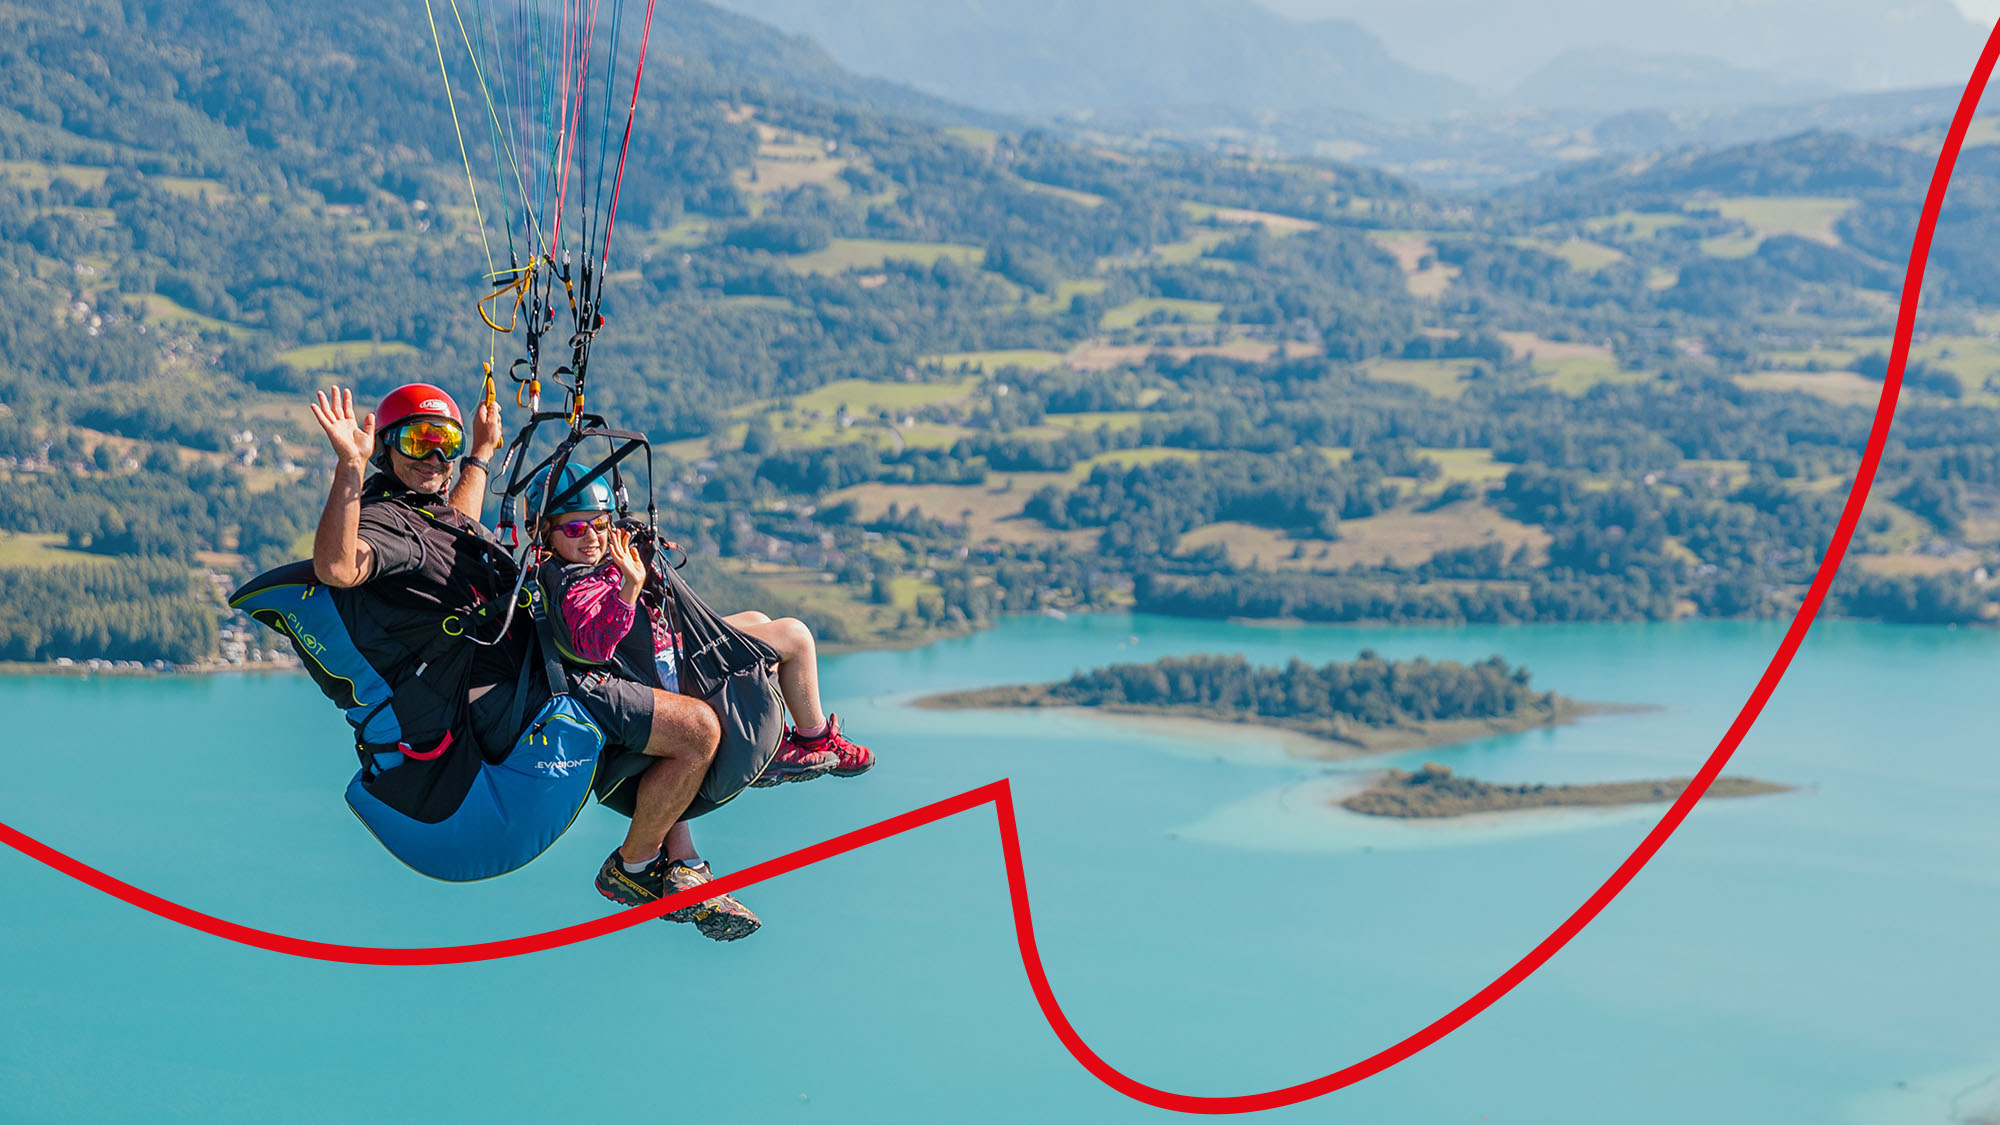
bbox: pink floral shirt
[557,562,674,663]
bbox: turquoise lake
[3,613,1998,1123]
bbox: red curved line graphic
[4,20,1996,1114]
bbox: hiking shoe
[791,713,874,778]
[748,735,839,788]
[594,851,762,942]
[595,848,670,910]
[662,860,761,942]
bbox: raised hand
[606,526,648,588]
[470,385,505,460]
[309,386,376,468]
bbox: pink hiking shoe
[788,713,873,778]
[749,735,838,788]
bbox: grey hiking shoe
[663,860,762,942]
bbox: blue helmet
[525,462,616,520]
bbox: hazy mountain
[647,0,997,123]
[704,0,1474,120]
[1509,49,1833,114]
[1257,0,1983,93]
[1063,83,1963,192]
[1520,128,1936,199]
[1585,86,1963,155]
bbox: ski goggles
[552,514,613,538]
[388,419,465,461]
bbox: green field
[786,238,984,275]
[1068,447,1201,477]
[1917,116,2000,150]
[1147,230,1233,265]
[1680,459,1753,488]
[131,293,261,339]
[1534,356,1651,396]
[153,175,230,202]
[1860,495,1934,553]
[1760,343,1863,369]
[278,340,422,368]
[770,377,980,418]
[1363,358,1479,399]
[1018,178,1104,208]
[717,295,799,313]
[38,205,116,231]
[1584,211,1692,240]
[1733,370,1885,408]
[1043,410,1147,433]
[943,126,999,153]
[1513,237,1625,272]
[0,532,104,570]
[1697,234,1763,259]
[920,349,1065,373]
[1025,277,1109,314]
[893,422,982,450]
[1420,448,1511,483]
[884,574,941,610]
[646,220,711,250]
[1909,335,2000,388]
[0,161,110,190]
[1695,195,1857,255]
[1181,201,1317,233]
[1100,297,1224,330]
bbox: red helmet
[375,383,462,430]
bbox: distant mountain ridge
[707,0,1474,120]
[1261,0,1983,93]
[649,0,998,123]
[1062,84,1964,191]
[702,0,1981,166]
[1508,48,1834,114]
[1521,128,1936,199]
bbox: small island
[1341,762,1791,818]
[918,650,1624,757]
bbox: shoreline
[4,602,1992,678]
[0,659,301,679]
[1340,763,1792,819]
[1174,770,1788,853]
[914,687,1654,760]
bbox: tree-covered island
[918,650,1622,756]
[922,651,1787,814]
[1342,762,1789,818]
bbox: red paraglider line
[597,0,658,276]
[4,18,1995,1117]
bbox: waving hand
[310,387,376,468]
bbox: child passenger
[530,465,873,940]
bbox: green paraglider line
[5,18,1998,1116]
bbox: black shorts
[565,668,658,807]
[568,667,657,753]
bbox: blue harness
[233,569,605,883]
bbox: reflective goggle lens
[557,515,612,538]
[393,420,465,461]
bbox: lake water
[3,614,1998,1123]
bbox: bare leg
[620,689,719,865]
[734,616,825,731]
[664,820,697,863]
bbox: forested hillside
[2,0,1998,666]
